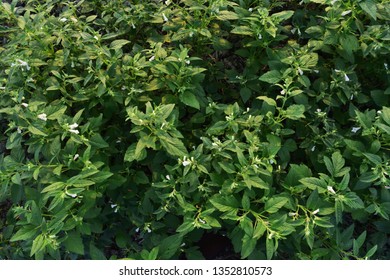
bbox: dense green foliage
[0,0,389,260]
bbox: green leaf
[299,177,327,193]
[314,216,334,228]
[159,135,187,157]
[89,134,109,148]
[31,201,42,226]
[110,39,130,50]
[365,245,378,259]
[266,236,274,260]
[380,107,390,126]
[64,231,84,255]
[10,226,37,242]
[210,195,240,212]
[284,164,312,187]
[271,10,294,22]
[90,242,107,260]
[41,182,66,193]
[243,174,268,189]
[216,10,239,20]
[158,234,183,259]
[145,79,164,91]
[359,0,377,20]
[342,192,364,209]
[218,161,236,174]
[353,231,366,256]
[285,104,305,120]
[124,143,146,162]
[253,222,267,239]
[259,70,282,84]
[230,25,253,36]
[30,234,46,257]
[28,125,47,136]
[242,192,251,211]
[180,91,200,109]
[241,234,256,259]
[257,96,277,107]
[264,197,288,214]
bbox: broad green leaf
[264,197,288,213]
[257,96,277,107]
[64,231,84,255]
[259,70,282,84]
[41,182,66,193]
[299,177,327,193]
[285,104,305,120]
[110,39,130,50]
[243,174,268,189]
[10,226,37,242]
[90,242,107,260]
[242,192,251,211]
[28,125,47,136]
[210,195,240,212]
[359,0,377,20]
[30,234,46,257]
[266,236,274,260]
[176,221,195,234]
[180,91,200,109]
[365,245,378,259]
[284,164,312,187]
[218,161,236,174]
[381,107,390,126]
[216,10,239,20]
[124,143,146,162]
[158,234,182,259]
[31,201,42,226]
[241,234,256,259]
[342,192,364,209]
[363,153,382,165]
[271,10,294,22]
[314,216,334,228]
[253,222,267,239]
[231,25,252,36]
[159,135,187,157]
[89,134,109,148]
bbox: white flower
[316,109,322,112]
[185,59,190,64]
[37,113,47,121]
[17,127,22,134]
[162,13,168,22]
[73,154,79,161]
[149,55,155,61]
[165,0,171,4]
[258,34,262,40]
[248,8,253,12]
[60,18,67,22]
[13,59,30,71]
[385,63,388,70]
[94,35,99,40]
[135,228,140,233]
[269,159,274,164]
[377,110,382,114]
[110,204,117,208]
[165,175,171,180]
[146,227,152,233]
[327,186,336,194]
[280,89,286,95]
[288,212,297,217]
[314,70,319,73]
[181,156,192,166]
[385,186,390,189]
[311,145,316,152]
[341,10,352,16]
[131,22,136,29]
[69,129,79,134]
[181,242,186,247]
[65,191,77,198]
[291,28,296,34]
[0,86,5,90]
[312,209,320,215]
[344,73,350,82]
[298,67,303,75]
[69,123,78,130]
[198,218,206,224]
[351,127,361,133]
[21,103,28,108]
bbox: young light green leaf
[110,39,130,50]
[285,104,305,120]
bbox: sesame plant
[0,0,389,260]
